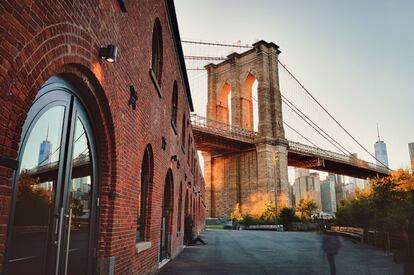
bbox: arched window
[150,18,163,95]
[137,145,153,242]
[160,169,174,261]
[5,76,99,273]
[171,81,178,128]
[177,182,183,232]
[187,136,191,164]
[242,73,259,131]
[181,114,186,149]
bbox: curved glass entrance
[6,77,98,275]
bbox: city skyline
[175,0,414,170]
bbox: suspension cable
[283,121,319,148]
[278,60,389,169]
[182,39,252,49]
[282,98,349,156]
[281,95,352,155]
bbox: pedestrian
[184,213,193,245]
[321,234,342,275]
[191,235,208,245]
[184,213,208,246]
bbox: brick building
[0,0,205,274]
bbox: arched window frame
[150,18,163,97]
[187,136,191,165]
[171,81,178,133]
[181,114,186,152]
[177,182,183,233]
[137,145,154,245]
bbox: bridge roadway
[158,229,402,275]
[190,114,390,179]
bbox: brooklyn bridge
[184,40,390,218]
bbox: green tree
[296,198,318,221]
[240,214,255,227]
[336,170,414,234]
[336,189,373,228]
[15,173,52,226]
[370,169,414,232]
[70,198,84,217]
[279,207,299,229]
[260,202,278,224]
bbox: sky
[20,106,88,173]
[175,0,414,175]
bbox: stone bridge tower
[202,40,290,218]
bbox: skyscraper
[292,168,322,209]
[374,125,389,167]
[320,178,337,213]
[38,126,52,165]
[409,142,414,171]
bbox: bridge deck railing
[190,114,390,175]
[190,114,257,142]
[288,141,390,174]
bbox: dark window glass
[171,82,178,127]
[151,18,163,84]
[137,145,153,242]
[8,106,65,275]
[181,115,186,148]
[178,182,183,232]
[187,136,191,164]
[67,116,93,274]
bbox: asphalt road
[158,229,403,275]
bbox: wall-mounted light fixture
[99,45,118,63]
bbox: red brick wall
[0,0,205,274]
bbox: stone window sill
[136,241,151,254]
[149,68,162,98]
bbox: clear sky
[176,0,414,172]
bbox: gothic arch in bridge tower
[241,73,259,131]
[216,82,232,126]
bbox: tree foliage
[279,207,299,228]
[296,198,318,220]
[336,189,373,228]
[15,173,52,226]
[336,169,414,232]
[260,202,278,222]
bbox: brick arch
[164,168,174,233]
[1,22,99,160]
[240,69,260,83]
[1,61,117,264]
[55,63,117,258]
